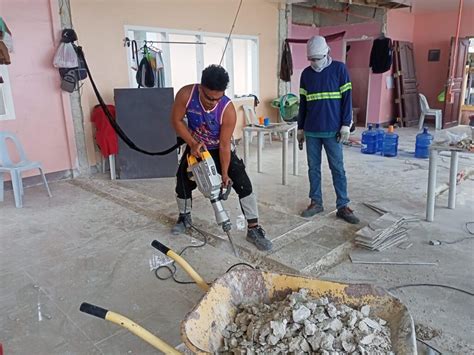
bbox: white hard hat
[307,36,329,58]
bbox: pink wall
[288,25,319,93]
[0,0,76,176]
[320,22,384,124]
[319,22,382,61]
[413,8,474,110]
[346,41,372,124]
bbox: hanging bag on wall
[53,42,78,68]
[60,70,77,93]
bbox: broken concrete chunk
[270,319,287,339]
[307,331,324,351]
[358,319,370,334]
[288,335,303,352]
[342,339,356,352]
[348,311,358,328]
[316,297,329,306]
[338,328,353,342]
[320,333,335,351]
[218,289,392,354]
[360,305,371,317]
[327,304,339,318]
[363,317,381,331]
[304,319,317,336]
[292,305,311,323]
[300,338,311,352]
[360,333,375,345]
[267,334,280,346]
[328,318,343,332]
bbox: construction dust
[220,289,393,354]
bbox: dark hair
[201,65,229,91]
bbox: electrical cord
[465,222,474,235]
[416,338,442,354]
[430,221,474,245]
[388,283,474,297]
[154,160,253,286]
[76,46,184,156]
[154,224,209,285]
[219,0,243,66]
[226,262,255,273]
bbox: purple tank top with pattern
[185,84,231,149]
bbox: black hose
[76,46,184,156]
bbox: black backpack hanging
[136,56,155,88]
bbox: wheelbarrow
[80,240,417,354]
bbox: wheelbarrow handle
[80,302,108,319]
[151,240,209,292]
[79,302,181,354]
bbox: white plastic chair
[419,93,442,130]
[242,105,272,145]
[0,132,52,208]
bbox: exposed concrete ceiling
[411,0,474,13]
[292,0,386,27]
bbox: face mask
[310,55,332,72]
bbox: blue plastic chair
[0,132,52,208]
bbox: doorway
[344,39,372,127]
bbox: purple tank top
[185,84,231,149]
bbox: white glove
[338,126,350,144]
[297,129,305,144]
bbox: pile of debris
[220,289,393,354]
[354,213,418,251]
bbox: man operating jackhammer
[170,64,273,251]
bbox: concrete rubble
[220,289,393,354]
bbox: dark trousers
[176,146,253,202]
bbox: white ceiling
[412,0,474,13]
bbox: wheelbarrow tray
[181,270,416,354]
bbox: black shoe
[171,213,192,235]
[301,201,324,218]
[246,226,273,251]
[336,207,360,224]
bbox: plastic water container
[382,125,399,157]
[361,124,377,154]
[375,123,385,153]
[415,127,433,159]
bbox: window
[125,26,259,98]
[0,65,15,120]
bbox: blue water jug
[361,124,377,154]
[375,123,385,153]
[415,127,433,159]
[382,125,398,157]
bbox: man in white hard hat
[297,36,359,224]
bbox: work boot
[336,206,360,224]
[246,226,273,251]
[171,213,192,235]
[301,201,324,218]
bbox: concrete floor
[1,126,473,354]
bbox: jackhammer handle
[220,180,233,201]
[80,302,108,319]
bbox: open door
[443,37,470,128]
[398,42,420,127]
